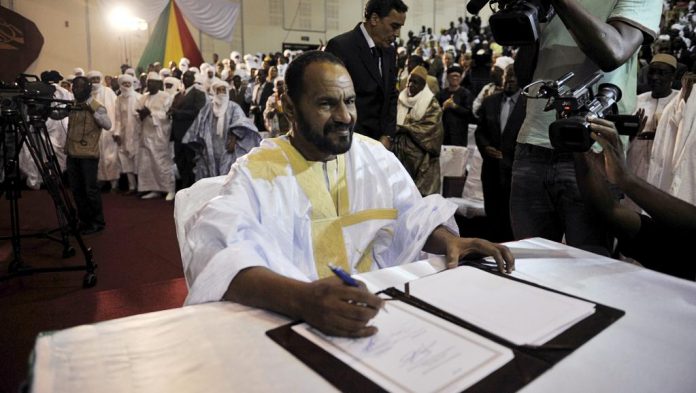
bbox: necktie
[371,47,382,77]
[500,96,511,132]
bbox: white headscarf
[179,57,190,73]
[211,80,230,137]
[147,71,161,81]
[87,70,104,95]
[230,51,241,64]
[159,68,172,79]
[164,76,181,96]
[73,67,85,76]
[86,70,103,81]
[397,75,434,125]
[118,74,136,97]
[193,73,206,92]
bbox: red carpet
[0,189,187,393]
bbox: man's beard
[295,110,354,155]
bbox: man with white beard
[136,72,175,200]
[113,74,141,194]
[86,70,120,191]
[184,80,261,179]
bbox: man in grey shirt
[509,0,662,254]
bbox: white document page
[353,257,446,293]
[409,266,596,346]
[293,300,513,393]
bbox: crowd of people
[19,0,695,298]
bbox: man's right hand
[298,276,383,338]
[484,146,503,159]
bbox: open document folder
[409,266,596,346]
[268,264,623,392]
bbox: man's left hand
[445,237,515,273]
[379,135,392,150]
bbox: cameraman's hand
[588,117,631,186]
[299,276,383,337]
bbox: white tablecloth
[30,238,696,393]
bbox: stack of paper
[409,266,596,346]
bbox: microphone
[466,0,489,14]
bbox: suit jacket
[170,87,207,143]
[325,23,397,140]
[475,91,526,171]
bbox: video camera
[0,74,72,118]
[522,71,640,152]
[466,0,554,45]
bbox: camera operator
[575,118,696,280]
[510,0,662,255]
[52,76,111,235]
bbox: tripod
[0,101,97,288]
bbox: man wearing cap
[398,55,439,95]
[510,0,662,254]
[437,63,474,146]
[87,70,120,192]
[135,72,175,200]
[623,53,680,211]
[113,74,142,194]
[324,0,408,148]
[393,65,443,195]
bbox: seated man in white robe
[184,51,514,338]
[183,80,261,179]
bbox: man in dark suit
[170,70,207,190]
[324,0,408,148]
[475,65,525,241]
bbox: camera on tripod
[0,74,63,118]
[466,0,554,45]
[523,71,640,152]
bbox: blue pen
[329,264,389,313]
[328,263,359,287]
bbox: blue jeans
[509,144,611,255]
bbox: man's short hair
[408,55,424,68]
[284,50,346,102]
[364,0,408,20]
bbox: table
[29,238,696,393]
